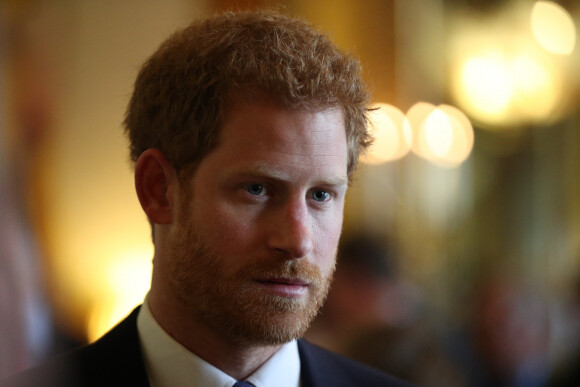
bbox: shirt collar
[137,296,301,387]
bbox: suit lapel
[298,339,335,387]
[83,306,150,386]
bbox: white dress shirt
[137,297,301,387]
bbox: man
[3,10,412,387]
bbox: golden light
[424,109,453,158]
[511,55,560,120]
[436,105,475,166]
[363,103,411,164]
[446,0,575,127]
[87,249,152,342]
[452,50,563,126]
[48,193,154,341]
[407,102,474,168]
[456,55,514,124]
[407,101,436,157]
[531,1,576,55]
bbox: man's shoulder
[1,307,148,387]
[297,339,414,387]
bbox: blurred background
[1,0,580,385]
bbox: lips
[261,277,309,286]
[255,277,310,298]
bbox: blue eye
[246,184,264,195]
[312,190,330,202]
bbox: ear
[134,149,178,225]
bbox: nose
[268,197,314,259]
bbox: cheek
[200,202,260,255]
[314,211,343,276]
[322,234,341,275]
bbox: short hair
[124,10,372,178]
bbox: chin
[229,309,316,347]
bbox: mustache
[235,259,328,285]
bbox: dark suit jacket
[2,307,413,387]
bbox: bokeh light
[457,55,514,123]
[511,55,560,120]
[531,1,576,55]
[363,103,411,164]
[447,0,575,127]
[86,249,152,342]
[453,52,561,126]
[407,102,474,168]
[424,109,453,158]
[436,104,475,166]
[407,101,437,157]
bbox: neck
[148,282,281,380]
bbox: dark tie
[233,382,255,387]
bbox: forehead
[195,98,348,183]
[222,98,344,147]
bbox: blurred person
[0,12,77,377]
[2,10,413,387]
[0,177,52,378]
[305,235,421,353]
[306,236,466,386]
[346,324,469,387]
[452,273,552,387]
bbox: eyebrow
[226,164,349,187]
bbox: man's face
[164,99,348,346]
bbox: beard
[165,205,336,347]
